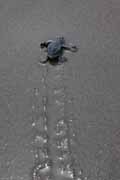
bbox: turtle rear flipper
[58,56,68,64]
[39,58,48,65]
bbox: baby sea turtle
[40,36,78,64]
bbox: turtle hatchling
[40,36,78,64]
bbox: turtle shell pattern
[47,39,64,58]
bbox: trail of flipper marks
[31,64,53,180]
[31,63,86,180]
[51,64,85,180]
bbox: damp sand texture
[0,0,120,180]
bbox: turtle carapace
[40,36,78,64]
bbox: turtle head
[57,36,65,45]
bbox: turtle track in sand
[30,63,86,180]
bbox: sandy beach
[0,0,120,179]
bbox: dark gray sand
[0,0,120,179]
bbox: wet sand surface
[0,0,120,179]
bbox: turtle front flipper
[70,45,78,52]
[40,42,47,49]
[62,45,78,52]
[40,40,53,49]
